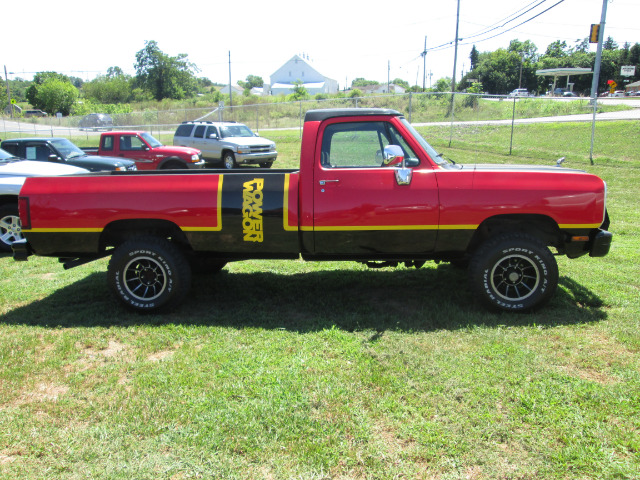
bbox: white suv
[173,121,277,169]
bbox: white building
[270,54,338,96]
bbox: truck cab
[97,132,204,170]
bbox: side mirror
[383,145,404,166]
[383,145,412,186]
[48,154,62,162]
[208,133,218,139]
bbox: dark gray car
[1,138,137,172]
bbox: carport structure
[536,68,592,95]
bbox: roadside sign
[621,66,636,77]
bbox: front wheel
[107,237,192,312]
[222,152,236,169]
[469,233,558,312]
[0,204,23,253]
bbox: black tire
[222,152,236,169]
[0,204,23,253]
[469,233,558,312]
[259,162,273,168]
[107,237,192,312]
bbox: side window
[26,145,52,161]
[194,125,206,139]
[205,126,218,138]
[175,124,194,137]
[119,136,133,151]
[101,136,114,151]
[129,136,145,150]
[320,121,419,168]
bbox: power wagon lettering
[242,178,264,243]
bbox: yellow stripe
[23,228,103,233]
[559,223,601,229]
[283,174,298,231]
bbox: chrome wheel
[0,206,23,252]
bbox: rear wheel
[469,233,558,312]
[0,204,22,252]
[107,237,191,312]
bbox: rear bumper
[589,230,612,257]
[12,239,32,261]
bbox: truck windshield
[399,118,449,166]
[51,139,87,160]
[140,132,163,148]
[219,125,254,138]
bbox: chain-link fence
[0,92,623,163]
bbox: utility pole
[421,36,427,91]
[4,66,12,118]
[589,0,609,165]
[387,60,390,93]
[228,51,233,108]
[449,0,461,147]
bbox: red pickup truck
[86,131,204,170]
[14,108,611,313]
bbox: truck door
[117,134,152,169]
[312,120,439,256]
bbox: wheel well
[467,214,562,255]
[99,219,191,251]
[159,157,187,169]
[0,195,18,208]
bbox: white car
[508,88,533,98]
[1,148,88,252]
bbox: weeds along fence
[0,92,611,160]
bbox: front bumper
[236,152,278,165]
[589,230,613,257]
[187,159,206,169]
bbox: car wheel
[107,237,192,312]
[469,232,558,312]
[259,162,273,168]
[223,152,236,169]
[0,204,23,252]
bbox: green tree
[351,78,379,88]
[288,80,309,101]
[391,78,409,89]
[469,45,479,70]
[134,40,199,100]
[83,74,133,104]
[33,78,78,115]
[545,40,569,58]
[26,71,72,106]
[603,36,618,51]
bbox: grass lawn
[1,121,638,479]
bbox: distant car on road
[24,109,48,118]
[611,91,625,98]
[508,88,532,98]
[563,91,577,97]
[79,113,113,131]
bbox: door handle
[319,179,339,185]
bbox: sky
[3,0,639,90]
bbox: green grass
[1,121,639,479]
